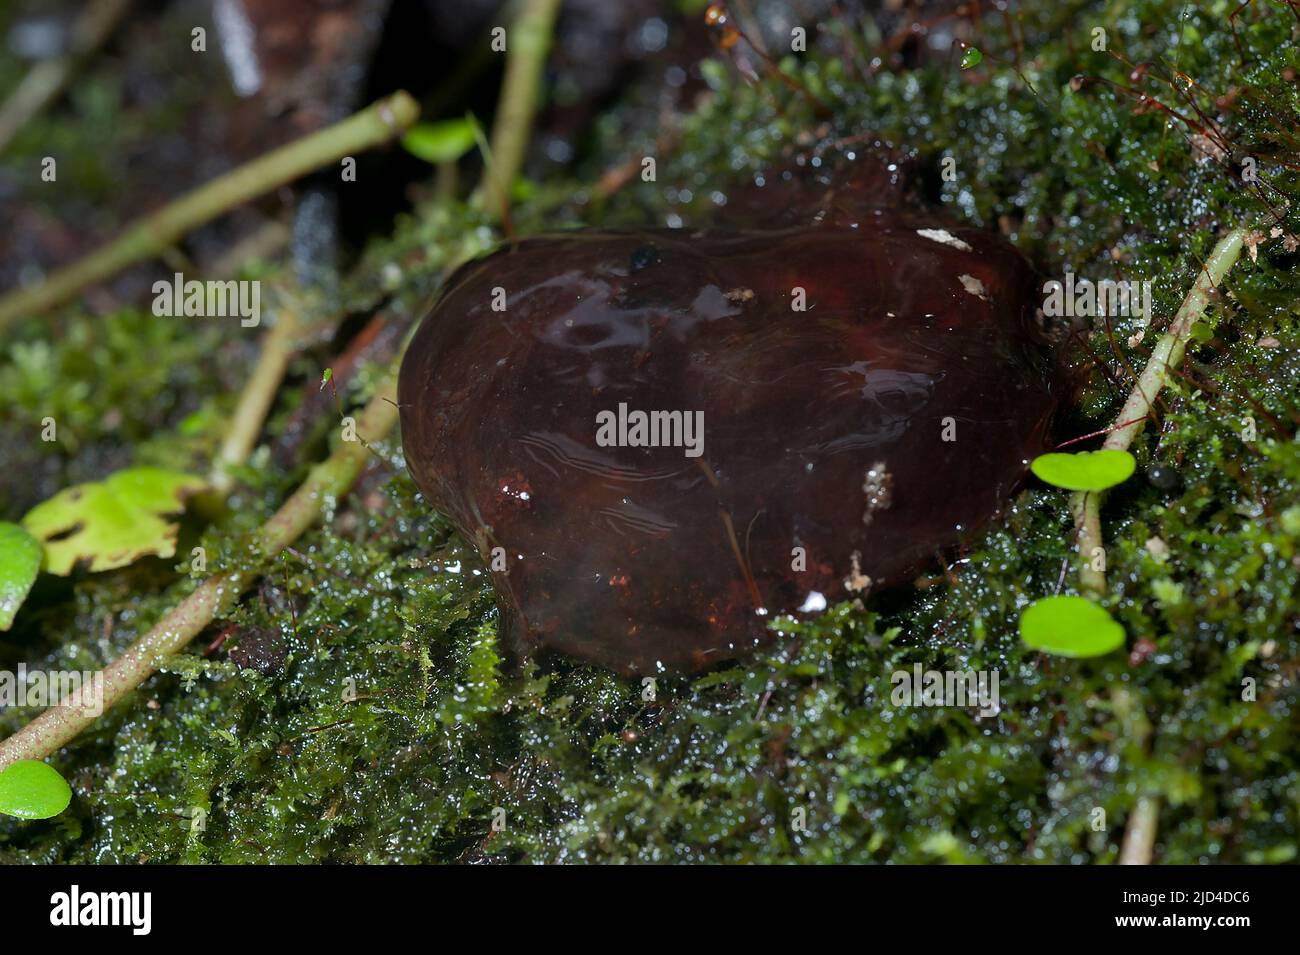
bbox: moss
[1,0,1297,862]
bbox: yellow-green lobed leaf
[21,467,207,575]
[0,522,42,630]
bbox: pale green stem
[1119,795,1161,865]
[210,304,301,494]
[0,91,419,333]
[0,0,132,155]
[1071,227,1246,596]
[478,0,562,222]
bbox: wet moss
[1,0,1297,862]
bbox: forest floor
[0,0,1297,862]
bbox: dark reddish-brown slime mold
[399,150,1056,674]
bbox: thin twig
[1070,227,1247,596]
[210,301,301,493]
[1118,795,1161,864]
[479,0,562,223]
[0,91,420,333]
[206,220,292,278]
[1071,490,1107,595]
[1110,684,1160,865]
[0,0,133,155]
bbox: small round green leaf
[401,119,478,164]
[0,522,42,631]
[1020,596,1126,658]
[1030,450,1136,491]
[0,760,72,820]
[960,47,983,69]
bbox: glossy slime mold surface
[399,152,1056,673]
